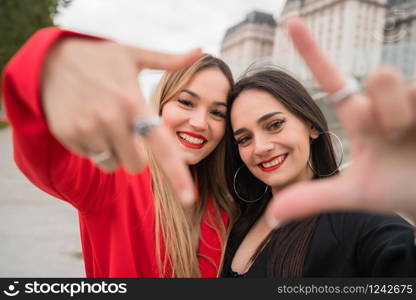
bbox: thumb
[265,177,361,228]
[125,46,203,71]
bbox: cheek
[294,137,312,162]
[238,147,251,166]
[161,104,181,129]
[210,121,225,142]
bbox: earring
[308,131,344,177]
[233,165,269,204]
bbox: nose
[189,109,208,131]
[253,135,274,157]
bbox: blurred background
[0,0,414,276]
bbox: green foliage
[0,0,72,108]
[0,121,9,130]
[1,0,58,73]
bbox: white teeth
[261,155,286,168]
[178,133,205,145]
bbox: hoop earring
[308,131,344,177]
[233,165,269,204]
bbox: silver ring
[133,116,162,137]
[326,77,360,106]
[90,150,112,164]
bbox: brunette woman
[222,68,416,277]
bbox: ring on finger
[133,116,162,137]
[89,150,113,164]
[326,76,360,106]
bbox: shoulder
[309,212,416,276]
[318,211,414,246]
[323,211,412,230]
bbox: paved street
[0,128,84,277]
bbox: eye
[235,136,251,146]
[211,109,226,119]
[267,119,285,131]
[177,98,194,107]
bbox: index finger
[287,17,345,94]
[126,46,203,71]
[144,124,195,206]
[287,17,368,136]
[126,85,195,206]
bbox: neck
[270,167,315,198]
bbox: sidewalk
[0,128,84,277]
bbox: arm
[3,28,114,212]
[3,27,202,211]
[342,213,416,276]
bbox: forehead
[231,89,289,124]
[183,67,230,100]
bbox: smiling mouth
[258,154,288,172]
[177,132,207,149]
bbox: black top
[221,212,416,277]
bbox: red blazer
[2,28,228,277]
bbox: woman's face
[231,89,318,191]
[162,67,230,165]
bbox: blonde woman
[2,28,236,277]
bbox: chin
[184,155,202,166]
[258,174,291,189]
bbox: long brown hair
[149,54,237,277]
[224,68,339,277]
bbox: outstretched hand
[42,36,202,205]
[266,18,416,227]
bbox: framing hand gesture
[42,37,201,205]
[266,18,416,226]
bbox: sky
[54,0,287,98]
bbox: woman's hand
[41,36,201,205]
[266,18,416,227]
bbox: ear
[309,126,319,140]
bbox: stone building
[382,0,416,80]
[272,0,387,85]
[220,0,416,164]
[220,11,276,76]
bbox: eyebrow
[214,101,227,107]
[180,89,227,107]
[181,89,199,98]
[258,112,282,123]
[233,112,283,136]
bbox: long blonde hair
[148,54,236,277]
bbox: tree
[0,0,72,109]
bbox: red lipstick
[177,131,207,150]
[258,154,287,172]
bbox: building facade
[220,11,276,76]
[272,0,387,85]
[221,0,416,80]
[382,0,416,79]
[220,0,416,163]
